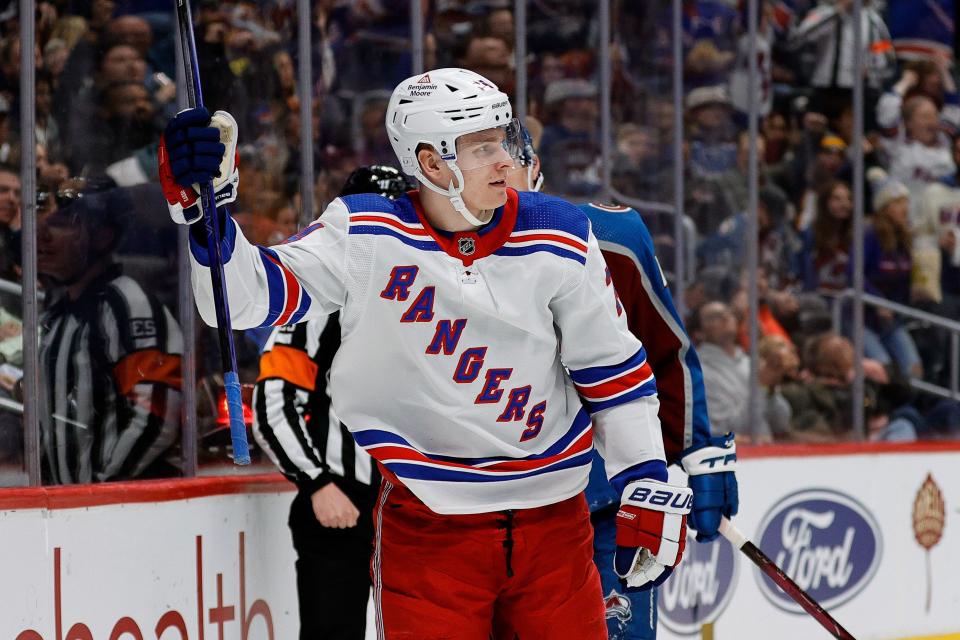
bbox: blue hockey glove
[614,477,692,592]
[680,433,739,543]
[158,108,238,225]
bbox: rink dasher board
[0,448,958,639]
[0,475,300,639]
[659,445,960,640]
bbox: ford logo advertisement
[658,532,738,634]
[755,489,882,613]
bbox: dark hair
[813,180,853,253]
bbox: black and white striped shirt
[252,312,378,494]
[39,267,183,484]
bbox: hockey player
[503,122,738,639]
[251,166,410,640]
[160,68,691,638]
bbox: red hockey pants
[370,476,607,639]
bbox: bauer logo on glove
[158,108,240,225]
[614,478,693,592]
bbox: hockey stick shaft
[719,518,856,639]
[174,0,250,464]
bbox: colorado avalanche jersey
[580,203,712,511]
[190,189,666,514]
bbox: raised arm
[159,107,347,330]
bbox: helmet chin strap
[528,166,544,192]
[416,161,488,227]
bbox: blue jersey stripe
[349,225,441,252]
[288,286,312,324]
[514,191,590,241]
[494,245,586,264]
[353,409,591,467]
[569,346,648,385]
[580,379,658,414]
[256,247,286,327]
[385,450,593,483]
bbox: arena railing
[828,289,960,402]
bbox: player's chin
[484,179,508,203]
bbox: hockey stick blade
[174,0,250,464]
[719,517,857,639]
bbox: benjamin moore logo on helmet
[755,489,882,613]
[658,533,737,635]
[407,74,438,95]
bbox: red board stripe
[0,472,292,511]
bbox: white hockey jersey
[190,189,666,514]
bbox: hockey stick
[719,517,857,639]
[174,0,250,464]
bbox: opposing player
[251,166,410,640]
[503,122,738,639]
[160,68,691,637]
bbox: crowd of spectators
[0,0,959,484]
[674,0,960,444]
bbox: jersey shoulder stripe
[496,192,590,264]
[514,191,590,240]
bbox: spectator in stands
[357,97,394,167]
[730,0,776,121]
[797,179,853,291]
[456,33,513,95]
[479,3,515,48]
[611,123,670,201]
[780,331,916,441]
[538,78,601,196]
[698,184,795,285]
[36,143,69,193]
[0,164,19,236]
[862,168,924,377]
[876,68,957,223]
[796,132,848,229]
[918,132,960,317]
[731,264,800,351]
[689,300,792,443]
[0,210,23,465]
[75,80,159,176]
[899,59,951,110]
[37,185,183,484]
[66,42,150,171]
[683,0,738,89]
[35,73,62,163]
[686,85,739,179]
[271,49,297,113]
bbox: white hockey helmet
[386,68,522,226]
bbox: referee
[37,184,183,484]
[252,166,411,640]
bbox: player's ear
[417,145,444,180]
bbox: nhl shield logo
[458,237,476,256]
